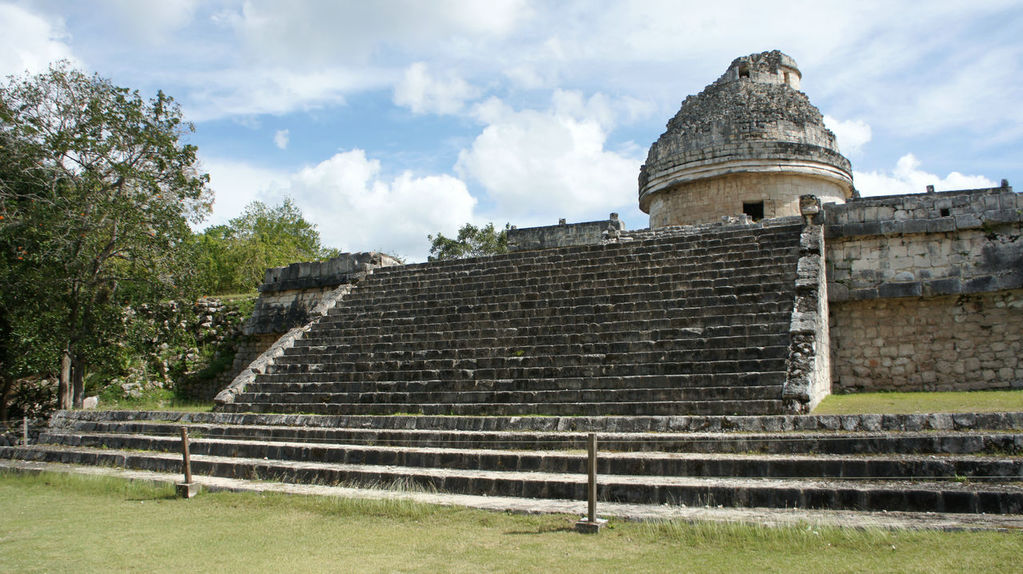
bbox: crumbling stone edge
[49,409,1023,434]
[213,281,360,407]
[782,197,831,413]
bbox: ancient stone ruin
[5,51,1023,523]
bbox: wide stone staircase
[4,409,1023,517]
[4,221,1020,522]
[221,222,804,417]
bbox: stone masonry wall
[217,252,400,402]
[830,290,1023,392]
[507,215,624,251]
[648,172,847,228]
[244,252,400,336]
[824,185,1022,302]
[824,185,1023,392]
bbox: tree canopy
[427,223,509,261]
[191,198,340,295]
[0,62,212,409]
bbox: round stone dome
[638,50,854,227]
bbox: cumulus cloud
[393,62,480,115]
[203,151,477,261]
[854,154,997,197]
[824,116,872,157]
[457,93,643,225]
[287,151,477,260]
[0,4,77,76]
[273,129,290,150]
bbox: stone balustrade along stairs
[220,220,807,417]
[4,409,1023,516]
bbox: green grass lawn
[2,471,1021,573]
[814,389,1023,415]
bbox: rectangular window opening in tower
[743,201,764,221]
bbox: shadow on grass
[503,526,577,535]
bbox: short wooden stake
[22,416,28,446]
[176,426,200,498]
[575,432,606,533]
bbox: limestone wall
[647,173,848,228]
[216,252,400,403]
[830,290,1023,392]
[782,223,832,412]
[824,185,1022,302]
[824,185,1023,392]
[507,215,624,251]
[245,252,400,336]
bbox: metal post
[176,426,199,498]
[575,432,606,533]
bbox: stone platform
[3,409,1022,520]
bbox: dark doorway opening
[743,201,764,221]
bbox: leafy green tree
[0,62,212,409]
[427,222,509,261]
[191,198,339,295]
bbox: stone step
[288,331,789,354]
[37,432,1023,481]
[233,385,784,406]
[350,280,795,307]
[267,346,792,373]
[255,361,791,386]
[247,372,789,395]
[307,310,795,343]
[351,248,798,281]
[325,299,796,332]
[352,266,798,296]
[327,288,797,325]
[55,420,1023,456]
[48,409,1023,433]
[5,444,1021,514]
[292,324,788,350]
[217,399,788,417]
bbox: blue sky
[2,1,1020,261]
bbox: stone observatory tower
[638,50,854,228]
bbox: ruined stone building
[10,51,1023,520]
[225,50,1022,413]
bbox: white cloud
[0,4,77,76]
[203,150,477,261]
[393,62,480,115]
[229,0,532,66]
[183,67,391,121]
[287,151,477,260]
[101,0,198,43]
[853,154,997,197]
[824,116,872,157]
[457,94,642,225]
[273,129,290,150]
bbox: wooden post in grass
[176,426,200,498]
[575,432,606,533]
[22,416,28,446]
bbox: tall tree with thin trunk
[0,62,211,409]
